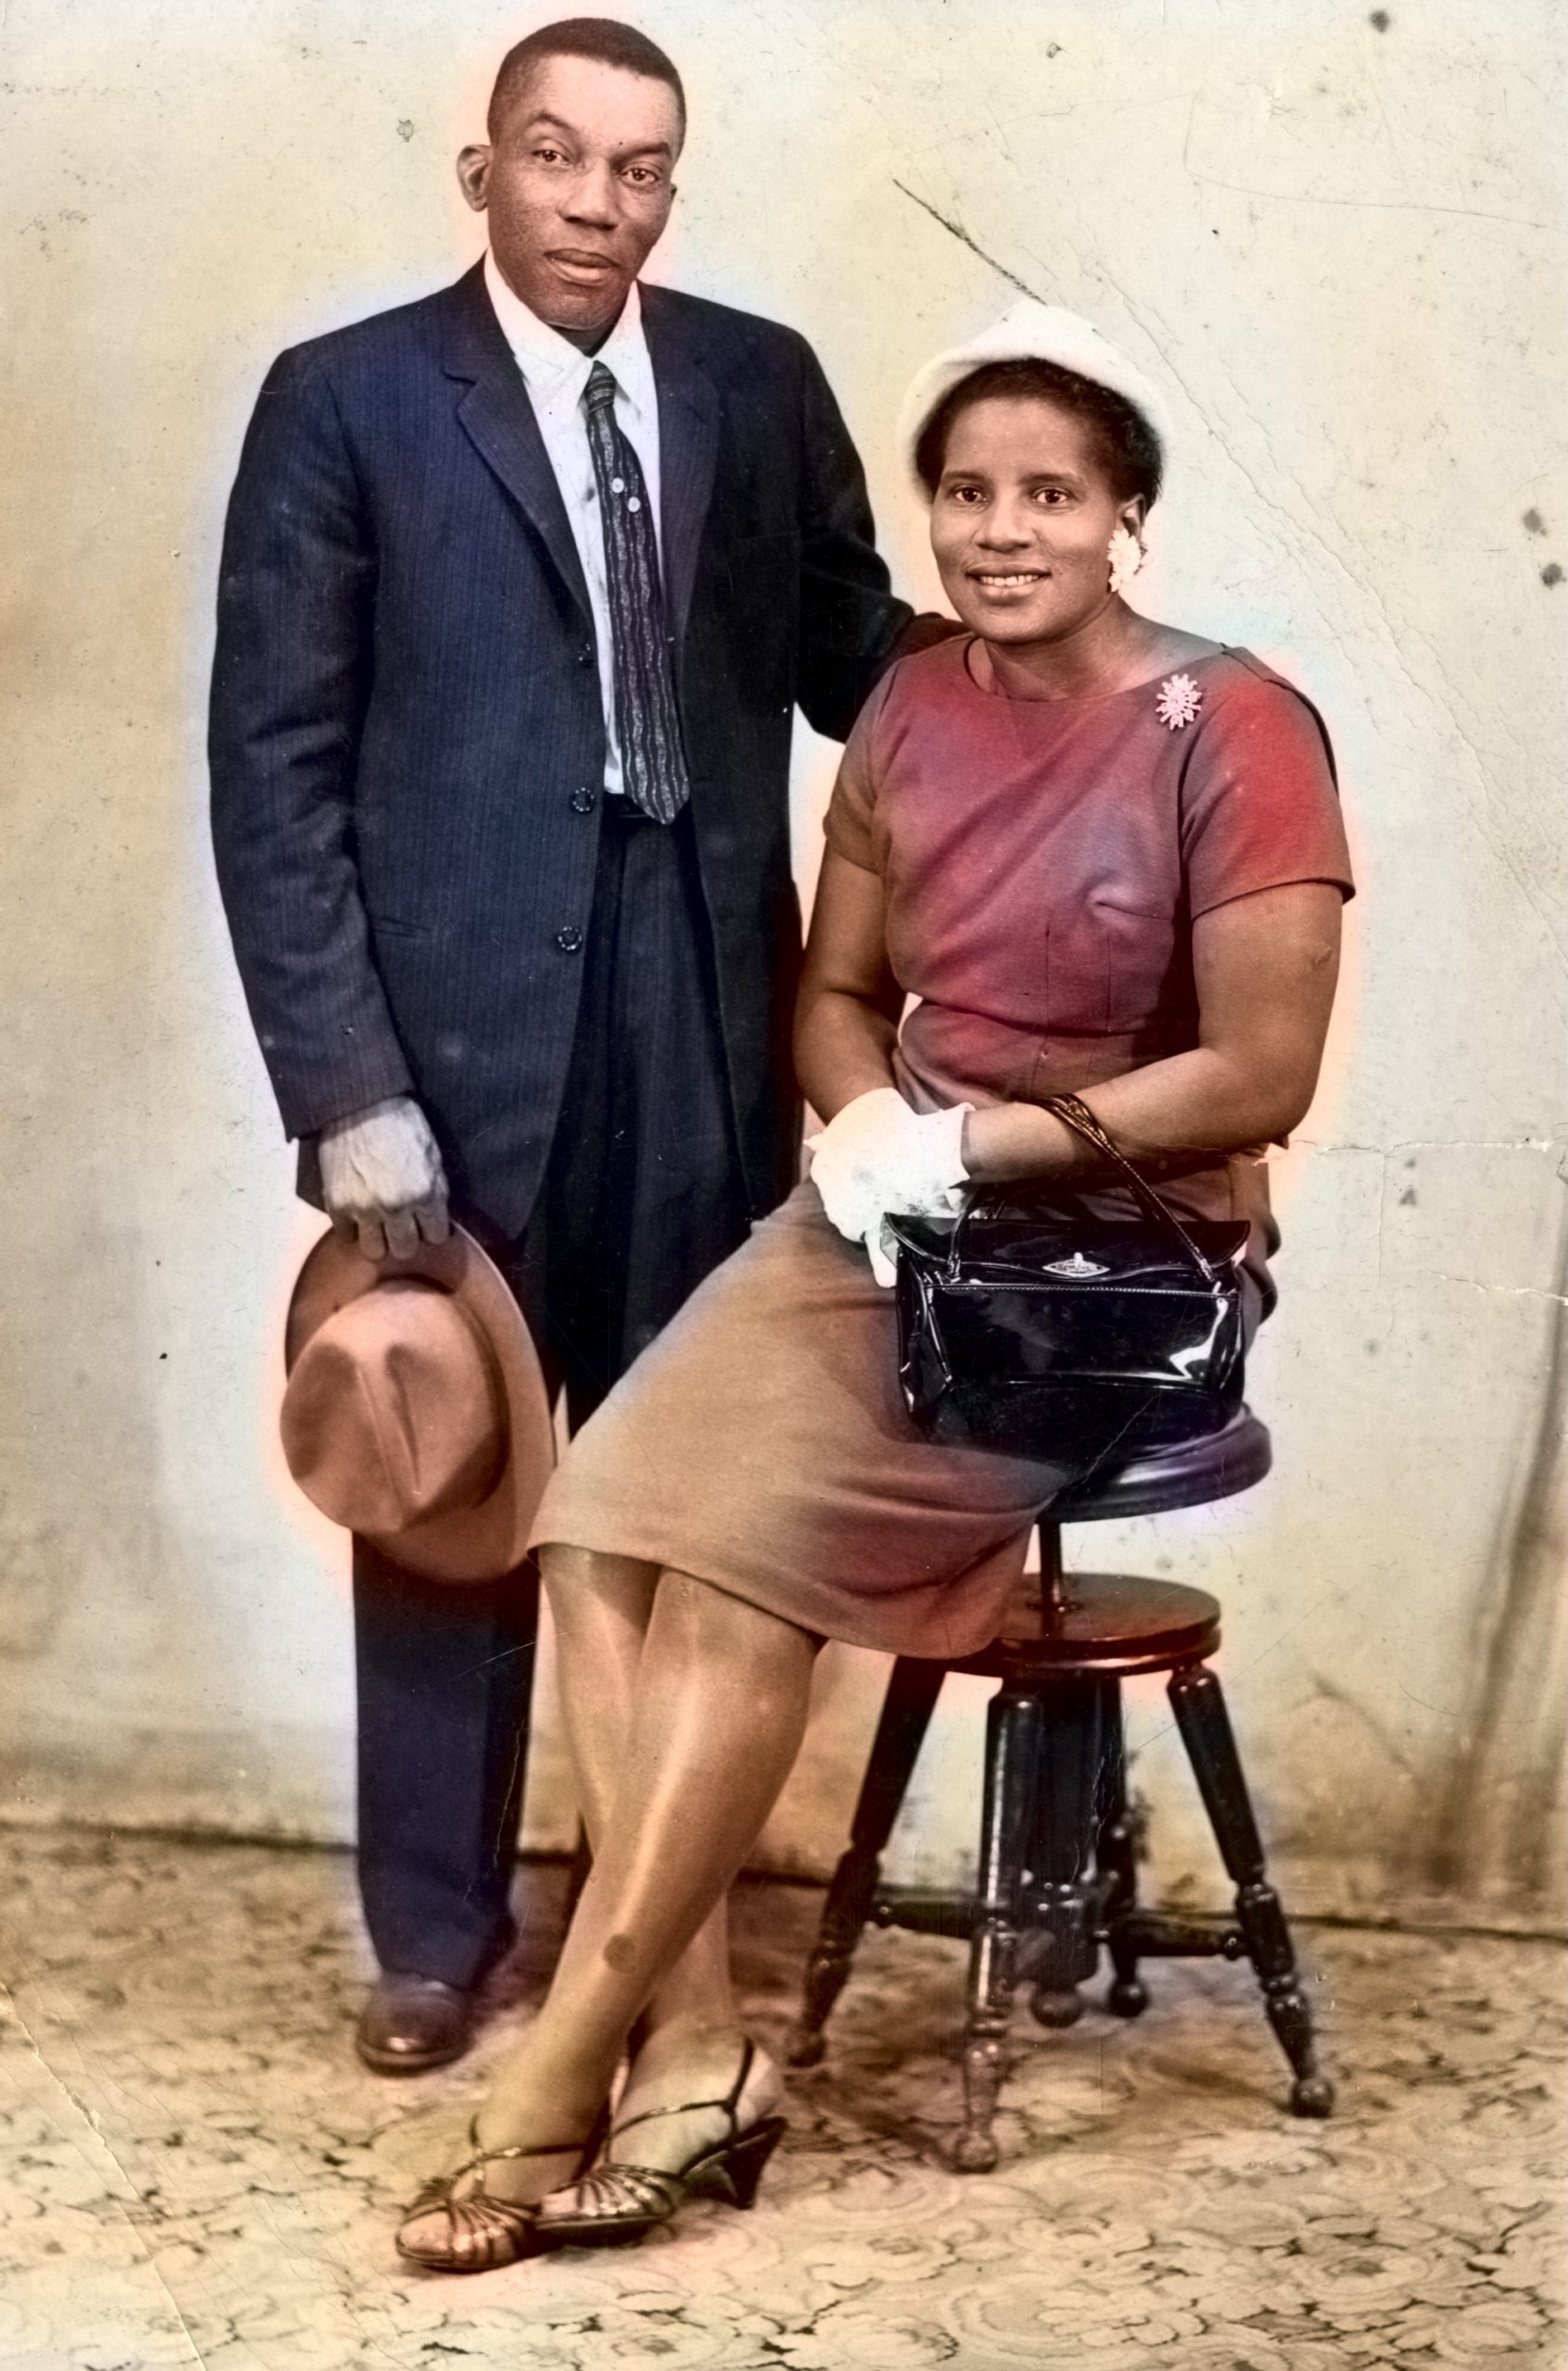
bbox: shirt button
[570,787,596,814]
[627,496,643,513]
[576,644,593,665]
[554,925,584,954]
[610,476,625,494]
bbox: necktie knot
[584,362,618,415]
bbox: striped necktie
[583,362,691,824]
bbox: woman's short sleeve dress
[529,641,1353,1661]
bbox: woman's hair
[913,358,1163,508]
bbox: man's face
[458,56,681,337]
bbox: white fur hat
[897,298,1175,495]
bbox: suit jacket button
[554,925,584,954]
[570,786,597,814]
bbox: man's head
[458,19,685,342]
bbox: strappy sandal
[535,2038,787,2249]
[395,2109,608,2275]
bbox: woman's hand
[808,1090,971,1284]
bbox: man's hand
[889,609,965,664]
[318,1095,450,1261]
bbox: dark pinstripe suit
[209,262,910,1982]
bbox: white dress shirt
[483,250,662,798]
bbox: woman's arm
[794,849,906,1120]
[962,880,1345,1185]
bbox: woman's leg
[404,1565,819,2225]
[544,1546,738,2039]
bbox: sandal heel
[715,2115,787,2210]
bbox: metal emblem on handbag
[885,1094,1249,1469]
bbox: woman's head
[919,358,1162,648]
[914,358,1162,510]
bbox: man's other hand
[318,1096,451,1261]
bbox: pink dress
[529,642,1354,1660]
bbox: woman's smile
[967,566,1051,595]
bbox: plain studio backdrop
[2,0,1563,1928]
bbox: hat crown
[281,1281,505,1537]
[897,299,1174,492]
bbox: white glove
[318,1094,451,1262]
[807,1088,972,1287]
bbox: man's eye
[533,145,568,165]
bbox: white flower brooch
[1155,671,1203,731]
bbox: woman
[395,303,1353,2272]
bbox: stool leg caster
[949,1685,1038,2174]
[1236,1876,1336,2118]
[786,1656,946,2068]
[1106,1974,1149,2019]
[953,2016,1009,2173]
[1169,1664,1335,2117]
[1029,1983,1085,2029]
[784,1849,879,2068]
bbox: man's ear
[456,144,491,213]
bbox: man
[210,18,929,2073]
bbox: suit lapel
[441,266,592,622]
[642,286,719,651]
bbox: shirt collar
[483,251,654,426]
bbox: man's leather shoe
[356,1974,475,2075]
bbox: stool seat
[1054,1410,1272,1524]
[955,1571,1222,1678]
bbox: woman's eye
[1033,486,1071,506]
[947,484,985,505]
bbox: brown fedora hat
[281,1223,554,1583]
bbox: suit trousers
[352,799,753,1985]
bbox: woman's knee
[541,1542,662,1629]
[652,1568,822,1683]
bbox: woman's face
[929,394,1142,646]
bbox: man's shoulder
[266,273,472,386]
[640,282,812,377]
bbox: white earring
[1108,525,1145,596]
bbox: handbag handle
[944,1092,1222,1284]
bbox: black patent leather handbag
[886,1094,1249,1468]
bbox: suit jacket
[209,262,910,1237]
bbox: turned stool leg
[786,1655,947,2067]
[1093,1681,1148,2018]
[1027,1675,1106,2027]
[953,1683,1041,2172]
[1168,1663,1335,2117]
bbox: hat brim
[284,1223,555,1583]
[896,298,1174,496]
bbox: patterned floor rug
[1,1829,1562,2370]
